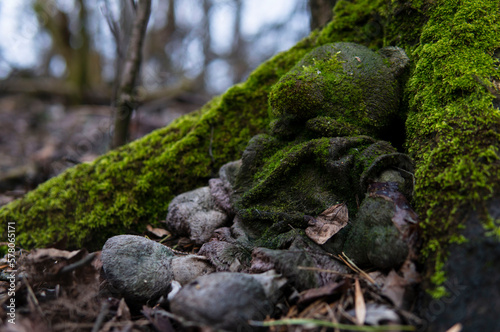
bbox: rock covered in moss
[169,271,286,331]
[233,135,414,243]
[269,42,408,138]
[101,235,214,304]
[165,186,229,245]
[341,196,409,269]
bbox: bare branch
[111,0,152,149]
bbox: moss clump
[405,0,500,297]
[233,134,413,245]
[269,42,408,139]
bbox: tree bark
[111,0,152,149]
[309,0,337,30]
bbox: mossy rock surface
[269,42,408,138]
[233,134,413,247]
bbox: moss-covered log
[405,0,500,330]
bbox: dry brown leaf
[297,281,347,305]
[446,323,463,332]
[147,224,171,238]
[381,270,407,308]
[305,203,348,245]
[27,248,82,261]
[354,279,366,325]
[117,298,131,321]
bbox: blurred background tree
[1,0,317,101]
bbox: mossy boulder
[233,41,413,249]
[233,135,414,246]
[269,42,408,139]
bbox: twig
[59,252,97,274]
[91,301,110,332]
[250,318,416,331]
[338,252,377,285]
[297,266,352,278]
[111,0,152,149]
[22,275,49,326]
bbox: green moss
[318,0,426,50]
[269,42,406,140]
[233,134,411,245]
[406,0,500,296]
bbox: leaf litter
[0,221,431,332]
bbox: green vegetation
[405,0,500,297]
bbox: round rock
[170,272,284,331]
[101,235,175,304]
[166,186,229,245]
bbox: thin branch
[110,0,151,149]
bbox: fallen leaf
[28,248,82,261]
[142,306,176,332]
[147,224,171,238]
[297,281,347,306]
[381,270,407,308]
[363,303,400,326]
[305,203,348,245]
[354,279,366,325]
[446,323,463,332]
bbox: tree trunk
[308,0,336,30]
[110,0,152,149]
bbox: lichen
[405,0,500,297]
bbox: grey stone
[170,271,286,331]
[101,235,215,305]
[165,186,229,245]
[209,160,242,214]
[171,255,215,285]
[101,235,175,304]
